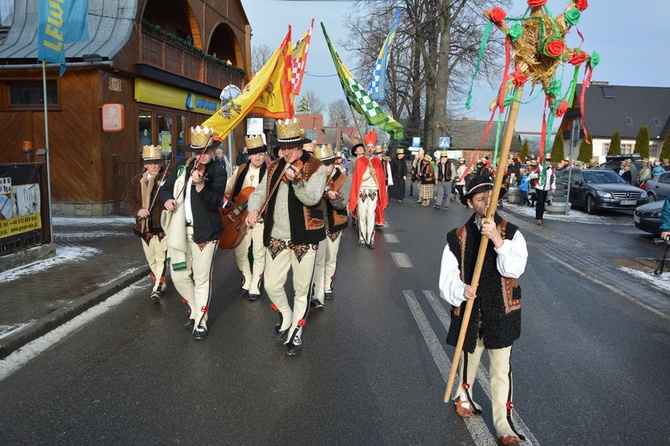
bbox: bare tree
[298,90,326,115]
[251,43,274,74]
[346,0,508,148]
[327,100,353,127]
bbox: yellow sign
[0,214,42,238]
[134,79,220,114]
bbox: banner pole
[42,61,53,243]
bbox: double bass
[218,186,254,249]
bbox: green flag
[321,23,404,139]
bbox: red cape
[348,156,388,225]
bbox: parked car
[633,200,664,236]
[643,170,670,201]
[599,154,642,175]
[556,168,649,214]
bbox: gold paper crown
[190,126,214,149]
[142,145,162,161]
[275,119,302,142]
[440,151,449,158]
[314,144,335,161]
[245,134,265,150]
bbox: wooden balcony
[139,31,245,89]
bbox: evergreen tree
[578,138,592,163]
[551,131,565,163]
[519,139,530,161]
[635,126,650,159]
[661,131,670,162]
[609,131,621,155]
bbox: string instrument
[218,186,255,249]
[282,160,305,183]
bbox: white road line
[403,290,496,445]
[0,284,141,382]
[384,233,399,243]
[404,290,540,445]
[391,252,413,268]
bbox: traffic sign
[439,137,451,148]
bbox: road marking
[391,252,413,268]
[403,290,540,446]
[384,233,399,243]
[0,284,141,382]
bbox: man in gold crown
[159,126,227,340]
[126,145,169,300]
[310,145,350,308]
[245,118,327,356]
[224,134,268,301]
[348,130,388,248]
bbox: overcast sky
[240,0,669,134]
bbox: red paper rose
[490,7,507,26]
[556,100,568,117]
[527,0,547,7]
[544,37,565,58]
[575,0,588,11]
[512,66,528,87]
[569,50,587,66]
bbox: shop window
[176,115,187,163]
[9,81,58,107]
[139,110,152,153]
[158,113,172,155]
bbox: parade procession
[3,1,670,445]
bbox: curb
[0,266,150,359]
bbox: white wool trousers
[233,222,265,295]
[141,235,168,292]
[312,232,342,303]
[263,243,317,343]
[357,189,377,245]
[170,227,217,330]
[454,336,521,439]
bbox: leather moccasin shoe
[193,326,208,340]
[454,400,473,419]
[310,298,324,309]
[498,435,522,445]
[184,319,195,331]
[274,325,289,341]
[324,291,334,300]
[286,337,302,356]
[240,288,250,298]
[248,293,260,301]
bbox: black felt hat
[461,175,506,206]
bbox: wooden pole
[443,84,524,402]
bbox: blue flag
[368,10,400,101]
[37,0,89,76]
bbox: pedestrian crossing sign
[439,137,450,148]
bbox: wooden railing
[140,32,244,89]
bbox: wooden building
[0,0,250,215]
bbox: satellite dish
[220,85,242,105]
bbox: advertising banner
[0,165,42,243]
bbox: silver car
[644,171,670,201]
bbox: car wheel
[648,192,656,202]
[586,195,597,215]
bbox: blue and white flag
[368,10,400,102]
[37,0,89,76]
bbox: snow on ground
[621,266,670,294]
[53,216,134,227]
[0,246,100,283]
[502,202,631,225]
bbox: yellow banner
[0,214,42,239]
[202,27,293,139]
[134,79,220,114]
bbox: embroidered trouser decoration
[142,235,168,292]
[324,231,342,294]
[263,242,318,343]
[357,189,378,245]
[235,223,266,294]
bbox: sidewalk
[0,217,149,359]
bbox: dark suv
[599,154,643,174]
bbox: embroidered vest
[264,152,325,245]
[325,166,349,232]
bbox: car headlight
[640,191,648,198]
[597,191,613,198]
[651,211,661,218]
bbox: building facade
[0,0,250,215]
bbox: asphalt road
[1,199,668,445]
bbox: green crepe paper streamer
[567,65,580,107]
[590,51,601,68]
[465,21,493,110]
[508,22,523,41]
[565,8,581,26]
